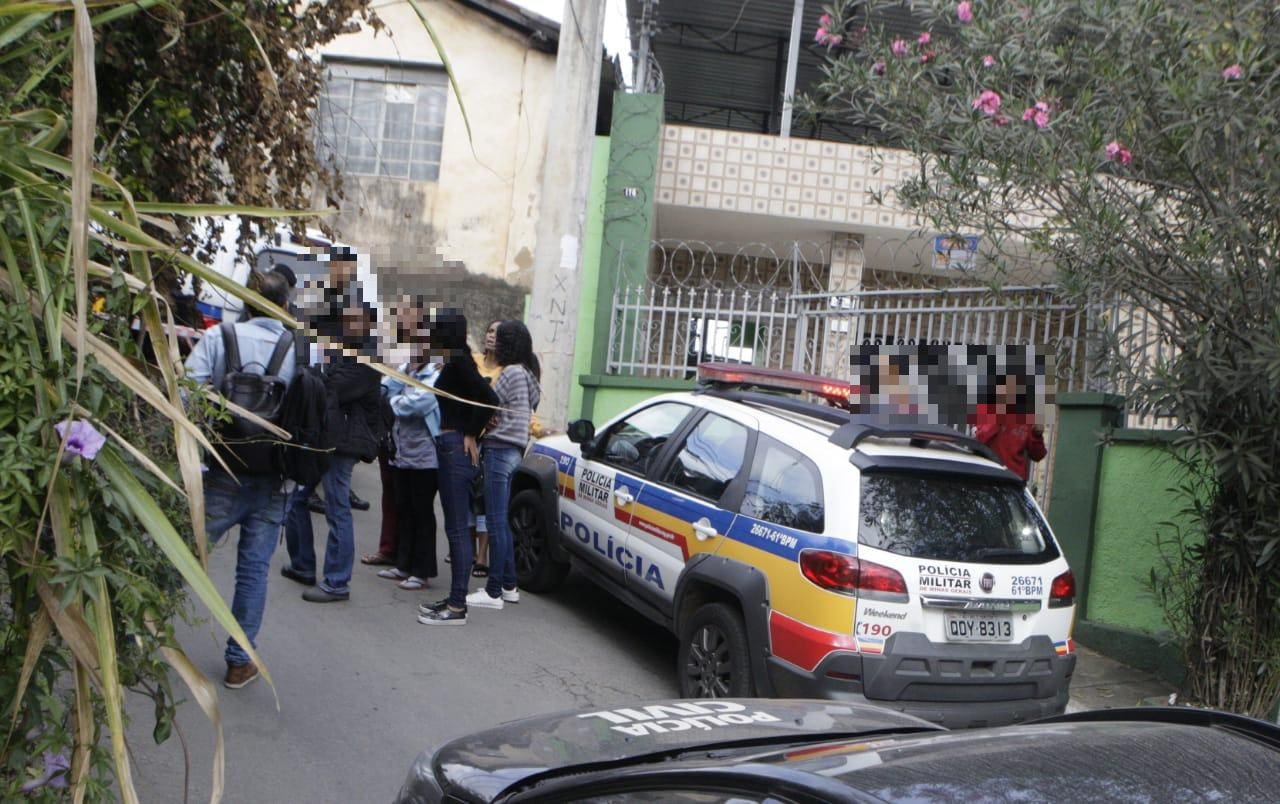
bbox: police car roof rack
[828,419,1000,464]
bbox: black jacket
[436,357,498,438]
[323,357,383,461]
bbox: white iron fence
[603,241,1182,506]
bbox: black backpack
[215,322,294,476]
[275,336,331,487]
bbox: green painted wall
[582,91,664,420]
[578,375,695,425]
[1046,393,1125,618]
[568,135,612,421]
[1088,441,1188,633]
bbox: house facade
[313,0,563,328]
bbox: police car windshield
[857,473,1059,564]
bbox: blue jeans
[205,470,287,667]
[483,444,522,596]
[435,432,476,607]
[283,455,358,595]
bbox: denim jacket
[383,363,441,470]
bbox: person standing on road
[377,311,442,591]
[184,270,298,689]
[281,302,384,602]
[469,319,502,578]
[363,296,417,567]
[974,371,1046,482]
[467,321,542,612]
[418,309,498,626]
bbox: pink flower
[917,31,932,46]
[818,13,833,28]
[1105,140,1133,165]
[972,90,1002,116]
[1021,100,1051,129]
[871,60,886,76]
[55,419,107,461]
[992,114,1011,127]
[982,54,997,68]
[891,38,908,57]
[957,1,974,23]
[1222,64,1243,80]
[814,26,842,47]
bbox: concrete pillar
[1046,392,1126,620]
[818,234,863,379]
[582,91,664,420]
[527,0,607,431]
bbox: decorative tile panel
[655,124,921,229]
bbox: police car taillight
[1049,569,1075,608]
[799,550,909,603]
[697,363,853,405]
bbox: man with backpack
[280,300,384,603]
[185,270,300,690]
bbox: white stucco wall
[317,0,556,291]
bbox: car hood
[395,698,940,803]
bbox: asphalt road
[129,462,678,803]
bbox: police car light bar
[696,363,853,405]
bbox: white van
[183,219,375,328]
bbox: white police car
[508,364,1076,728]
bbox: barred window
[317,59,446,182]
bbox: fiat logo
[980,573,995,593]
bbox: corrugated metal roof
[626,0,930,141]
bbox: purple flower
[871,60,886,76]
[1222,64,1243,80]
[55,419,107,461]
[957,1,974,23]
[891,38,908,57]
[20,751,70,793]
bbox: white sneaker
[501,588,520,603]
[377,567,408,580]
[465,589,504,610]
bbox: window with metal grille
[317,59,446,182]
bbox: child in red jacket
[974,373,1046,481]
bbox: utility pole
[632,0,657,91]
[779,0,805,137]
[527,0,607,431]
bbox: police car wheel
[510,489,569,593]
[678,603,753,698]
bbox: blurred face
[330,257,357,284]
[999,378,1024,409]
[484,320,500,352]
[342,304,371,339]
[398,317,431,362]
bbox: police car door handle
[692,519,717,541]
[614,489,634,506]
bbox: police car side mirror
[567,419,596,445]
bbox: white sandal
[398,576,427,590]
[377,567,408,580]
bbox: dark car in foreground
[396,699,1280,803]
